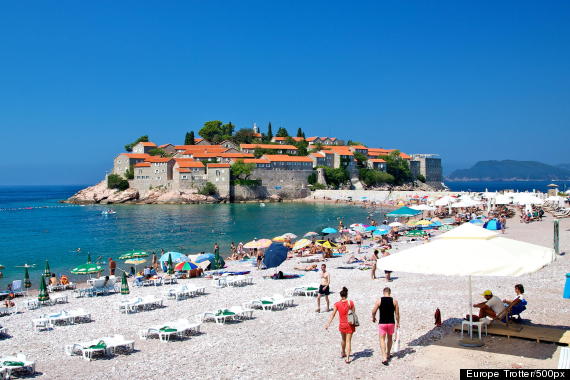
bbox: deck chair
[11,280,24,296]
[490,299,523,331]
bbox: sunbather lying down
[294,264,318,271]
[344,255,363,264]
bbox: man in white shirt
[474,290,506,319]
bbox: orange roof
[207,163,231,168]
[120,153,150,159]
[323,146,354,156]
[135,162,151,167]
[177,161,205,168]
[369,159,386,163]
[144,157,173,163]
[349,145,368,150]
[175,144,227,151]
[263,155,313,163]
[158,144,173,148]
[305,137,318,142]
[309,152,325,158]
[272,136,305,142]
[139,142,157,147]
[252,133,262,138]
[218,152,254,158]
[240,144,298,150]
[367,148,411,160]
[239,158,271,164]
[191,153,221,158]
[177,168,192,173]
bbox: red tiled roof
[177,168,192,173]
[191,153,221,158]
[239,158,271,164]
[305,137,318,142]
[272,137,305,142]
[240,144,298,150]
[368,148,411,160]
[263,155,313,163]
[218,152,254,158]
[135,162,151,167]
[309,152,325,158]
[252,133,262,138]
[369,159,386,163]
[120,153,150,159]
[158,144,173,149]
[349,145,368,150]
[139,142,157,147]
[144,157,173,163]
[177,161,205,168]
[207,163,231,168]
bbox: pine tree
[296,128,303,138]
[276,127,289,137]
[267,122,273,140]
[185,131,195,145]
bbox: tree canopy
[359,168,394,187]
[231,159,255,180]
[381,150,413,185]
[124,135,149,152]
[276,127,289,137]
[185,131,195,145]
[232,128,255,144]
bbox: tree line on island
[111,121,418,195]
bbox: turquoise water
[0,186,378,287]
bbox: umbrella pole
[469,275,473,340]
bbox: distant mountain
[558,163,570,171]
[448,160,570,181]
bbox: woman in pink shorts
[325,287,356,364]
[372,287,400,366]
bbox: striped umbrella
[272,236,287,242]
[174,261,198,271]
[38,276,49,302]
[167,253,174,275]
[118,251,148,260]
[292,238,311,251]
[120,272,130,295]
[24,266,32,289]
[71,262,103,275]
[43,260,51,277]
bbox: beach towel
[272,274,303,279]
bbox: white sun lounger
[229,305,255,320]
[101,335,135,354]
[0,353,36,378]
[118,297,143,314]
[246,298,280,311]
[0,305,18,316]
[198,310,237,324]
[65,339,109,361]
[164,285,192,300]
[187,284,206,295]
[271,294,294,308]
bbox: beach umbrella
[262,243,288,269]
[415,220,432,226]
[292,238,311,251]
[195,253,215,263]
[410,204,435,211]
[174,261,198,271]
[70,262,103,275]
[483,219,502,231]
[272,236,287,242]
[316,240,338,249]
[24,266,31,289]
[118,251,148,260]
[386,206,422,217]
[212,250,223,270]
[304,232,319,237]
[38,276,49,303]
[365,226,377,232]
[281,233,297,240]
[389,222,403,227]
[321,227,338,234]
[120,272,130,295]
[469,219,485,225]
[167,253,174,275]
[378,223,555,344]
[43,260,51,277]
[124,258,146,265]
[353,226,367,233]
[373,229,389,236]
[244,239,272,249]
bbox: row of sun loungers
[139,319,202,342]
[246,294,295,311]
[65,335,135,361]
[0,306,17,317]
[118,296,164,314]
[212,275,254,288]
[285,284,319,297]
[0,353,35,379]
[197,305,255,324]
[32,308,91,331]
[73,277,119,298]
[47,282,76,293]
[163,284,206,300]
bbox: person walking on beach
[500,215,507,234]
[316,264,330,312]
[371,287,400,366]
[355,233,362,254]
[370,249,379,280]
[151,252,158,271]
[324,287,356,364]
[108,258,116,276]
[381,249,393,282]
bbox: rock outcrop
[66,180,139,204]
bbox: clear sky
[1,1,569,184]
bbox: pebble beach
[0,215,568,380]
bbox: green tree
[124,135,149,152]
[107,174,129,191]
[253,147,274,158]
[231,159,256,180]
[353,152,368,169]
[185,131,195,145]
[198,182,218,196]
[381,150,413,185]
[296,128,303,138]
[266,122,273,141]
[148,148,168,157]
[358,168,394,187]
[322,167,350,189]
[293,140,309,156]
[221,122,235,139]
[276,127,289,137]
[417,174,426,183]
[307,171,317,185]
[347,140,366,147]
[125,166,134,180]
[232,128,255,144]
[199,120,224,143]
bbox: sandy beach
[0,215,568,380]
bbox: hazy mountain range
[448,160,570,181]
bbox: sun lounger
[271,294,294,308]
[0,353,36,378]
[229,305,254,320]
[65,339,109,361]
[67,308,91,324]
[198,309,237,324]
[187,284,206,295]
[246,298,281,311]
[0,305,18,316]
[101,335,135,354]
[140,295,164,310]
[286,285,319,297]
[140,319,201,342]
[118,297,143,314]
[164,285,192,300]
[0,326,7,336]
[10,280,24,297]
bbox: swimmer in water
[76,248,81,253]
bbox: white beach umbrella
[494,194,512,205]
[410,204,435,211]
[434,196,457,206]
[389,222,403,227]
[515,194,544,205]
[377,223,555,342]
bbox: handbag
[393,327,401,352]
[347,301,360,327]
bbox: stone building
[410,154,443,185]
[112,153,149,175]
[240,144,298,155]
[132,142,157,154]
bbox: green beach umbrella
[213,251,221,270]
[167,253,174,275]
[118,251,148,260]
[120,272,129,295]
[24,266,32,289]
[38,276,49,302]
[43,260,51,277]
[70,262,103,275]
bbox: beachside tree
[416,174,426,183]
[358,168,394,187]
[276,127,289,137]
[322,167,350,189]
[124,165,134,180]
[124,135,149,152]
[232,128,255,144]
[198,182,218,196]
[199,120,224,143]
[107,174,129,191]
[221,122,235,138]
[231,159,255,180]
[185,131,195,145]
[353,152,368,168]
[381,150,412,185]
[148,148,168,157]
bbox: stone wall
[231,169,312,200]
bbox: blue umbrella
[159,252,189,271]
[386,206,422,217]
[196,253,226,268]
[373,229,389,236]
[321,227,338,234]
[262,243,288,269]
[365,226,377,232]
[469,219,485,225]
[483,219,502,231]
[376,225,391,231]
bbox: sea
[1,180,568,287]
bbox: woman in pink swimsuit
[324,287,356,363]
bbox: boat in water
[101,209,117,215]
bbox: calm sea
[445,180,570,193]
[0,186,378,287]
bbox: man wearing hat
[473,290,505,320]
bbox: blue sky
[1,1,569,184]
